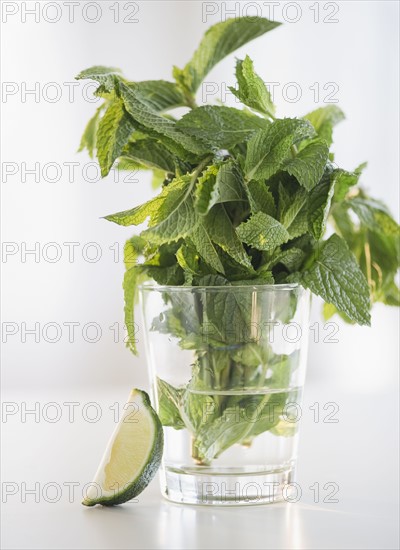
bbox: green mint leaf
[236,212,289,251]
[122,238,149,354]
[143,241,181,267]
[347,197,400,236]
[230,55,275,117]
[119,81,208,156]
[203,205,252,269]
[183,389,217,435]
[196,392,287,460]
[333,163,367,201]
[379,278,400,307]
[144,264,184,286]
[123,267,138,351]
[216,160,247,204]
[289,234,371,325]
[194,274,255,346]
[356,230,399,307]
[245,118,316,180]
[232,272,274,285]
[322,302,353,324]
[278,183,308,238]
[303,105,345,146]
[105,176,187,226]
[176,244,202,277]
[308,169,336,240]
[367,230,400,276]
[78,104,106,158]
[194,165,220,215]
[194,271,231,291]
[195,161,248,216]
[123,139,176,173]
[195,402,256,461]
[174,17,281,94]
[124,236,146,269]
[212,248,256,281]
[231,342,268,368]
[323,302,338,321]
[96,100,135,177]
[105,198,160,227]
[134,80,187,111]
[115,156,141,172]
[245,180,276,217]
[152,309,187,340]
[330,202,356,245]
[282,139,329,191]
[156,378,185,429]
[76,65,122,92]
[176,106,266,149]
[267,353,299,388]
[266,247,305,272]
[246,392,289,438]
[123,266,141,354]
[190,222,225,274]
[143,176,199,244]
[152,290,201,343]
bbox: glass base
[160,464,296,506]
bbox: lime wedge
[82,389,163,506]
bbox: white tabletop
[2,383,398,550]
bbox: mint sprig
[76,16,399,461]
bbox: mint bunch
[77,17,399,461]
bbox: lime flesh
[82,389,163,506]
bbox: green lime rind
[82,389,163,507]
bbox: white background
[1,2,399,549]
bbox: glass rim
[138,281,302,292]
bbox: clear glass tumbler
[139,283,310,505]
